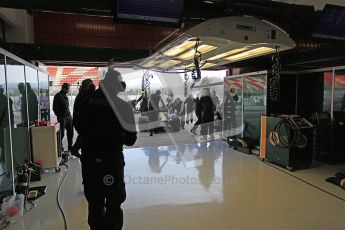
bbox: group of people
[134,88,222,139]
[53,70,137,230]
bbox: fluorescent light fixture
[177,45,217,60]
[207,48,248,61]
[183,63,195,68]
[184,62,216,69]
[203,0,214,4]
[159,60,181,68]
[143,60,161,68]
[163,41,196,57]
[201,63,217,69]
[224,47,275,62]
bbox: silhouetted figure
[18,83,38,125]
[148,90,165,136]
[0,86,14,162]
[170,97,185,129]
[137,90,149,113]
[71,79,95,157]
[184,94,195,124]
[53,83,73,151]
[76,69,136,230]
[223,88,239,139]
[191,92,203,135]
[200,88,216,140]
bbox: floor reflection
[7,141,345,230]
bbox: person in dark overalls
[137,90,149,113]
[76,69,137,230]
[53,83,74,151]
[200,88,216,140]
[71,79,95,157]
[148,90,165,136]
[170,97,185,129]
[191,92,203,135]
[223,87,239,139]
[184,94,195,124]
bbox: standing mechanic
[148,90,166,136]
[70,79,95,157]
[53,83,74,152]
[191,92,202,135]
[200,88,216,140]
[76,69,137,230]
[184,94,195,124]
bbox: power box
[260,115,313,171]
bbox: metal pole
[295,73,299,114]
[330,68,335,120]
[4,55,15,193]
[241,77,244,138]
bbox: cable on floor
[57,163,69,230]
[256,155,345,202]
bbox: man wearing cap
[76,69,137,230]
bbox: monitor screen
[117,0,184,24]
[313,4,345,40]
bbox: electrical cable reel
[269,117,308,149]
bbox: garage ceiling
[0,0,344,69]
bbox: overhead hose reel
[143,70,153,94]
[269,46,281,102]
[184,69,189,97]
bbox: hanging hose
[184,69,189,97]
[269,46,281,102]
[143,70,153,94]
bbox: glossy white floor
[8,141,345,230]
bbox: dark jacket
[76,88,137,159]
[21,89,38,123]
[137,94,149,112]
[184,97,195,113]
[73,89,94,129]
[53,91,71,119]
[0,95,14,127]
[200,95,215,123]
[194,98,203,118]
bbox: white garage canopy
[139,16,295,72]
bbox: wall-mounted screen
[313,4,345,40]
[117,0,184,24]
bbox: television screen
[313,4,345,40]
[117,0,184,23]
